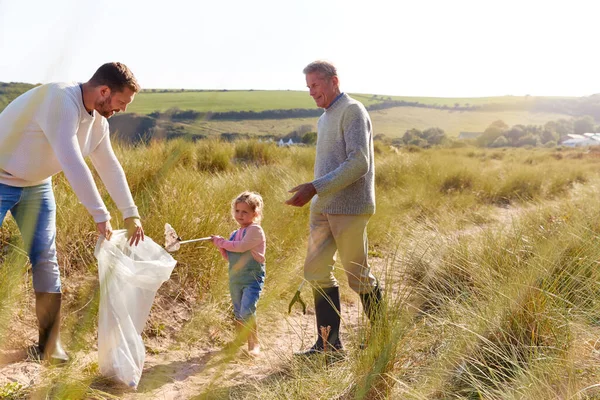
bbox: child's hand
[211,236,228,260]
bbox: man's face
[306,72,339,109]
[95,86,136,119]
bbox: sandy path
[0,288,365,399]
[117,300,363,400]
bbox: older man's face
[306,72,338,109]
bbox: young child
[211,191,266,356]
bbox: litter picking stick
[288,281,307,314]
[178,237,212,244]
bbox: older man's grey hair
[303,61,338,80]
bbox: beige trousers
[303,212,378,294]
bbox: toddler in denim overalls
[212,191,266,356]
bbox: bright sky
[1,0,598,97]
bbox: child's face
[234,201,257,228]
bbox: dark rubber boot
[295,286,343,357]
[358,285,384,350]
[360,285,383,323]
[35,292,69,364]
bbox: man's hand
[96,220,113,240]
[125,217,145,246]
[285,183,317,207]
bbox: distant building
[560,133,600,147]
[458,132,482,140]
[278,138,299,147]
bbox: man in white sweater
[0,62,145,363]
[286,61,383,356]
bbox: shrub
[197,140,233,172]
[234,141,278,165]
[403,145,422,153]
[440,170,475,193]
[373,141,386,155]
[495,172,543,203]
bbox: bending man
[0,62,145,363]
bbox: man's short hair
[303,61,337,80]
[89,62,141,93]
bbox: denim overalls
[227,228,265,321]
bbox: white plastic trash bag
[95,229,177,389]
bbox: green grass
[4,144,600,398]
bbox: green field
[127,90,316,114]
[127,90,574,139]
[0,83,580,117]
[369,107,568,137]
[0,83,580,142]
[127,90,563,114]
[173,107,568,138]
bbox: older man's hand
[285,183,317,207]
[124,217,145,246]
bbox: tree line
[372,114,600,149]
[475,116,598,148]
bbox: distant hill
[0,82,37,111]
[3,82,600,144]
[0,82,588,117]
[126,90,545,115]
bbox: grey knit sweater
[311,93,375,215]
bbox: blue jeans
[229,278,264,322]
[0,182,61,292]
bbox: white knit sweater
[0,83,139,223]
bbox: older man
[286,60,383,355]
[0,62,145,363]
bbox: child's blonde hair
[232,191,264,224]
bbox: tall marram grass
[4,144,600,399]
[390,188,600,399]
[234,141,278,165]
